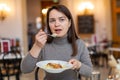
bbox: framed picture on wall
[77,15,94,34]
[0,40,10,53]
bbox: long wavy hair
[46,5,79,57]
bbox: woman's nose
[55,20,60,27]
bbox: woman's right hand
[34,29,47,48]
[29,29,47,58]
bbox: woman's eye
[59,18,65,22]
[49,19,55,23]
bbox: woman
[21,5,93,80]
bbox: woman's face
[49,9,71,37]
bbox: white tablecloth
[0,53,24,60]
[108,47,120,52]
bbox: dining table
[108,47,120,58]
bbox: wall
[26,0,41,23]
[0,0,28,54]
[0,0,112,54]
[93,0,112,41]
[60,0,112,42]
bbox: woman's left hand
[69,59,81,70]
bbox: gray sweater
[21,36,93,80]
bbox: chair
[108,54,118,75]
[98,42,109,67]
[88,46,101,66]
[35,67,39,80]
[35,67,82,80]
[0,53,22,80]
[97,40,119,67]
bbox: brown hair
[46,5,79,57]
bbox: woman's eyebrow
[59,16,66,18]
[49,16,66,19]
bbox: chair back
[35,67,39,80]
[34,67,81,80]
[0,53,22,80]
[108,54,117,67]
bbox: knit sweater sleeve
[20,51,43,73]
[20,53,38,73]
[77,39,93,77]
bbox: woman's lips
[55,29,62,34]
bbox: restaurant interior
[0,0,120,80]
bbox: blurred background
[0,0,120,80]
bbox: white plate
[36,60,73,73]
